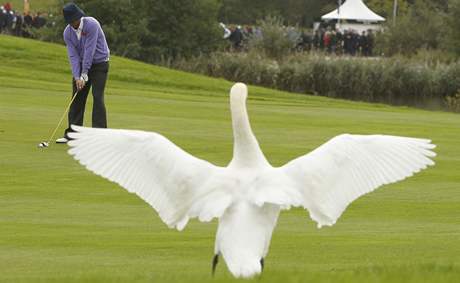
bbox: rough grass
[0,35,459,283]
[170,51,460,110]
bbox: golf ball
[38,142,49,148]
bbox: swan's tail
[223,252,262,278]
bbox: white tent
[321,0,385,22]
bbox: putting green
[0,35,459,283]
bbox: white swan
[68,82,436,278]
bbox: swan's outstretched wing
[67,126,231,230]
[253,134,436,228]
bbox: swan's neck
[230,95,268,167]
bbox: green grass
[0,35,459,283]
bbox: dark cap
[63,3,85,24]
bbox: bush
[247,16,300,60]
[33,0,223,63]
[445,92,460,112]
[444,0,460,56]
[167,52,460,110]
[374,0,445,57]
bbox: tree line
[32,0,460,63]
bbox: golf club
[38,90,79,148]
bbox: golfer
[56,3,110,143]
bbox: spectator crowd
[305,28,375,56]
[0,2,48,37]
[221,23,375,57]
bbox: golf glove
[80,73,88,82]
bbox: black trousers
[64,61,109,138]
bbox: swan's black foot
[212,254,219,276]
[260,258,264,272]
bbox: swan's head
[230,83,248,104]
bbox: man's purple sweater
[63,17,110,80]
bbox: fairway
[0,35,459,282]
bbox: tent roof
[321,0,385,22]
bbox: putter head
[38,142,49,148]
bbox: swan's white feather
[274,134,436,227]
[67,126,230,230]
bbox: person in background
[23,11,32,26]
[335,29,343,55]
[313,30,321,50]
[2,2,14,32]
[56,3,110,144]
[351,30,359,56]
[367,30,374,56]
[345,30,352,55]
[32,12,46,28]
[0,6,6,32]
[330,30,337,54]
[359,31,367,56]
[229,25,243,51]
[300,30,312,52]
[13,10,22,36]
[323,29,331,52]
[3,2,11,12]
